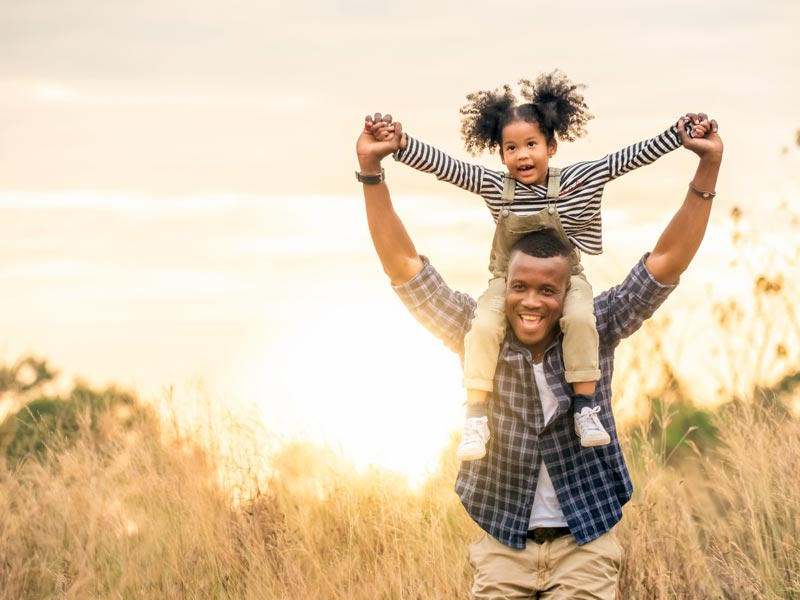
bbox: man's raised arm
[357,117,424,285]
[645,114,723,285]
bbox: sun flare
[235,295,466,484]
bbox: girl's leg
[561,273,609,447]
[572,381,596,413]
[561,273,600,385]
[458,277,507,461]
[463,276,507,393]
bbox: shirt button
[501,209,509,217]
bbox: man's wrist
[357,156,383,173]
[697,151,723,166]
[688,180,716,200]
[355,168,385,185]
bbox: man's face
[504,250,571,356]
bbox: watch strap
[355,169,385,185]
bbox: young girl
[367,70,705,461]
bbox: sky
[1,0,799,479]
[1,0,798,196]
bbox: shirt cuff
[392,134,413,162]
[673,121,690,146]
[392,256,443,309]
[636,252,678,299]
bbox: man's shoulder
[392,257,477,355]
[598,253,676,297]
[393,257,475,307]
[592,254,677,341]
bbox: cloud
[7,80,318,113]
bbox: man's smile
[518,313,544,332]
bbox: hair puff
[459,85,515,156]
[518,70,593,142]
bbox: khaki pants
[468,531,622,599]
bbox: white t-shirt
[529,361,568,528]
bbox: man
[356,113,721,598]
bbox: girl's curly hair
[460,70,593,156]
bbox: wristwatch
[355,169,385,185]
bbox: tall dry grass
[1,378,798,599]
[619,398,800,599]
[0,402,478,599]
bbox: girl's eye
[506,145,515,152]
[528,141,537,147]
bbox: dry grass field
[1,364,799,599]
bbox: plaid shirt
[393,255,676,548]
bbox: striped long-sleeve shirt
[393,124,684,255]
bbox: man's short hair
[510,229,573,260]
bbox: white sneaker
[456,416,490,461]
[574,406,611,447]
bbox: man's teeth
[521,315,541,323]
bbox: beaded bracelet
[688,180,716,200]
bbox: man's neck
[521,336,557,364]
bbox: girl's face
[500,119,557,186]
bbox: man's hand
[367,112,395,140]
[356,113,405,172]
[679,113,723,159]
[366,112,408,145]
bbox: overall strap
[546,167,561,200]
[502,168,559,211]
[502,172,516,204]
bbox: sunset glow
[2,0,799,480]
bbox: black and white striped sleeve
[606,123,684,181]
[393,135,487,195]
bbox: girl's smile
[500,120,557,186]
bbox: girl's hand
[366,112,395,142]
[683,112,714,138]
[366,112,407,149]
[356,114,405,170]
[679,114,722,159]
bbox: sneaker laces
[576,406,604,434]
[462,417,489,444]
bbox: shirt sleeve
[606,122,684,181]
[594,254,677,346]
[392,256,477,357]
[393,135,488,196]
